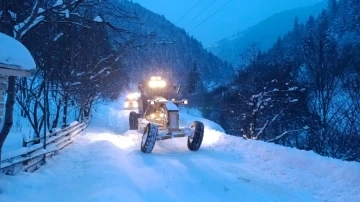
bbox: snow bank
[0,33,36,70]
[210,134,360,202]
[179,112,225,133]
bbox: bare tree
[241,80,308,141]
[15,69,46,144]
[300,11,355,155]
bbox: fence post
[0,75,6,123]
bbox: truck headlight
[127,92,138,100]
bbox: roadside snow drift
[1,100,359,202]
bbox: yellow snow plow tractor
[129,76,204,153]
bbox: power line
[191,0,233,31]
[184,0,217,27]
[176,0,203,24]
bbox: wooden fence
[0,119,90,175]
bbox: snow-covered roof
[0,33,36,72]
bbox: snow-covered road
[1,101,359,202]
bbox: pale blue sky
[132,0,323,47]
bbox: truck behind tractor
[128,76,204,153]
[124,92,139,110]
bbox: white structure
[0,33,35,118]
[0,33,36,77]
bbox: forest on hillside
[201,0,360,162]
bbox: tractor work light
[182,99,188,105]
[148,76,166,88]
[151,76,162,80]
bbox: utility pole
[43,64,47,150]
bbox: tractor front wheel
[187,121,204,151]
[141,123,158,153]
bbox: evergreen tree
[186,62,200,94]
[327,0,338,17]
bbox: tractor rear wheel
[129,111,140,130]
[141,123,158,153]
[187,121,204,151]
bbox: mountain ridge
[210,1,327,66]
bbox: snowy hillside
[210,1,326,65]
[1,99,359,202]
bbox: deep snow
[1,99,359,202]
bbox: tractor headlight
[133,101,138,108]
[183,99,188,105]
[124,102,129,108]
[149,80,156,88]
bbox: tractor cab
[137,76,182,116]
